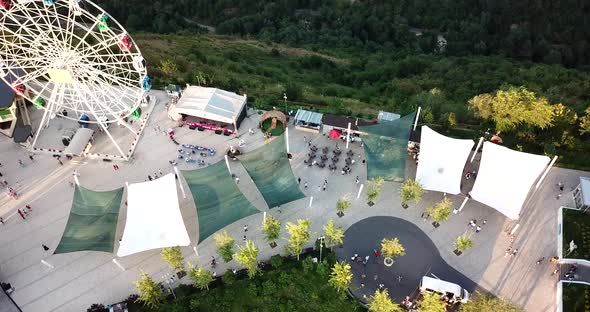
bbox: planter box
[337,211,344,218]
[432,222,440,228]
[176,270,187,279]
[367,201,374,207]
[402,203,409,209]
[453,249,462,256]
[269,241,277,248]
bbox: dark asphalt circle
[335,216,478,304]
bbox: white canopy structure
[470,142,550,220]
[415,126,474,195]
[174,86,247,125]
[117,173,190,257]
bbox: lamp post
[318,236,325,263]
[283,93,287,115]
[162,274,177,300]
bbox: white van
[419,276,470,303]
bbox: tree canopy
[286,219,312,260]
[234,240,260,279]
[460,292,522,312]
[261,215,281,242]
[381,238,406,259]
[214,231,235,262]
[160,246,184,272]
[328,261,353,293]
[418,292,446,312]
[400,179,424,207]
[425,197,452,224]
[187,263,213,290]
[323,219,345,249]
[369,289,404,312]
[134,272,162,309]
[468,86,554,132]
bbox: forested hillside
[99,0,590,68]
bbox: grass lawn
[261,118,285,136]
[127,251,363,312]
[562,208,590,260]
[562,282,590,312]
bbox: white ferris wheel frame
[0,0,149,159]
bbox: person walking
[113,165,117,171]
[304,181,308,189]
[373,249,380,258]
[25,205,32,212]
[0,172,3,177]
[17,209,25,220]
[303,136,307,143]
[356,176,359,184]
[511,248,519,257]
[158,169,163,176]
[0,217,4,224]
[476,226,482,233]
[29,155,34,162]
[235,177,240,184]
[298,177,301,185]
[243,225,248,232]
[536,257,545,265]
[18,159,24,167]
[148,175,152,181]
[42,244,50,251]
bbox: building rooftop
[322,114,373,131]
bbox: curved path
[336,216,478,303]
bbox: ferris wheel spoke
[77,35,121,57]
[30,1,64,49]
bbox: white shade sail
[117,173,190,257]
[470,142,550,220]
[415,126,475,195]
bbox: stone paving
[0,93,587,311]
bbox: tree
[367,177,385,205]
[286,219,311,260]
[454,235,474,255]
[580,107,590,135]
[234,240,260,279]
[369,289,404,312]
[336,196,351,216]
[159,59,178,76]
[134,272,162,309]
[187,263,213,290]
[328,261,353,293]
[400,179,424,208]
[425,197,452,226]
[468,86,554,132]
[418,292,446,312]
[214,231,235,262]
[323,219,344,249]
[261,215,281,245]
[460,292,522,312]
[440,112,457,129]
[161,246,184,272]
[381,238,406,260]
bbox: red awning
[328,129,341,139]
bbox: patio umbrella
[328,129,341,139]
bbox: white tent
[117,173,190,257]
[470,142,550,220]
[174,86,246,125]
[415,126,474,195]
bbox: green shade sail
[238,134,306,208]
[182,162,260,243]
[360,112,416,182]
[54,185,124,254]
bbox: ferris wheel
[0,0,149,158]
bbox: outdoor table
[347,150,354,156]
[321,155,328,161]
[311,145,318,151]
[333,150,342,155]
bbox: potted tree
[160,246,186,279]
[336,196,351,217]
[454,235,473,256]
[425,197,452,228]
[261,215,281,248]
[400,179,424,209]
[366,177,384,206]
[380,237,406,267]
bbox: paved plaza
[0,92,587,311]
